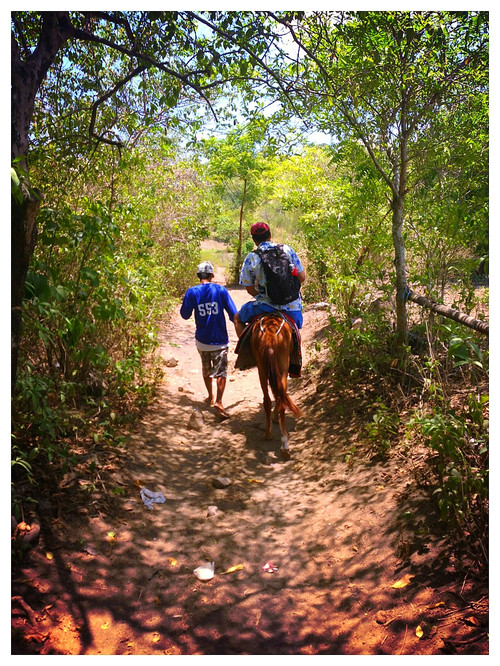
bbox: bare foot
[213,403,230,419]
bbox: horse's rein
[260,316,285,336]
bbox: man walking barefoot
[180,261,237,418]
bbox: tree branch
[84,11,136,43]
[407,289,489,336]
[89,65,147,147]
[67,16,219,120]
[268,12,398,197]
[187,11,302,117]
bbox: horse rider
[234,222,306,338]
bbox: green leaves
[81,267,100,287]
[92,299,126,322]
[11,167,23,206]
[439,322,487,371]
[25,271,51,301]
[448,335,484,369]
[409,393,488,533]
[201,122,272,274]
[62,317,84,348]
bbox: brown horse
[250,313,302,458]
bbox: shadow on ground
[12,291,488,655]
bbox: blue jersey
[180,282,237,346]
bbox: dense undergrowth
[314,301,489,573]
[11,150,211,522]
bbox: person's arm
[180,290,193,319]
[240,253,259,298]
[245,284,259,297]
[288,246,306,285]
[224,290,238,322]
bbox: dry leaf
[392,573,414,589]
[427,601,445,609]
[416,622,436,639]
[106,531,117,542]
[45,552,54,561]
[463,616,481,627]
[221,564,243,575]
[16,522,31,534]
[167,557,178,567]
[248,478,264,484]
[24,633,49,644]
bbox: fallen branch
[406,289,489,336]
[12,596,37,625]
[442,632,488,650]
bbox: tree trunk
[407,290,489,336]
[236,178,247,276]
[11,12,71,390]
[11,191,41,390]
[390,90,411,348]
[391,194,408,346]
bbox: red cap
[250,222,270,239]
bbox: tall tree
[202,122,271,272]
[262,10,489,345]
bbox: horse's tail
[266,341,302,417]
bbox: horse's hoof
[281,448,291,461]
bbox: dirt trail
[12,270,488,655]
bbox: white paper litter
[140,487,166,510]
[193,561,215,581]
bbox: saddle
[234,311,302,377]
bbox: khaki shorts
[197,346,228,378]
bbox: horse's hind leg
[263,393,273,440]
[278,405,290,459]
[258,376,273,440]
[276,357,291,458]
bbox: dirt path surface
[12,271,488,655]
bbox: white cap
[197,261,214,274]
